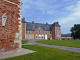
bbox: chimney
[46,22,48,25]
[32,21,34,24]
[23,18,25,21]
[57,21,59,24]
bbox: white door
[45,35,47,40]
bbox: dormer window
[38,30,41,34]
[28,30,31,34]
[45,31,47,34]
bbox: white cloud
[22,0,61,15]
[58,1,80,27]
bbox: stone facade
[22,18,61,40]
[0,0,22,53]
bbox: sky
[22,0,80,34]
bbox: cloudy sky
[22,0,80,34]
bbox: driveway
[28,40,80,53]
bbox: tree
[70,24,80,40]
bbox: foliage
[3,45,80,60]
[70,24,80,40]
[36,40,80,48]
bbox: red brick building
[0,0,22,53]
[22,18,61,40]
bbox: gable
[35,26,44,31]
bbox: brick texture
[0,0,21,52]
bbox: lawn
[36,40,80,48]
[3,45,80,60]
[21,40,28,44]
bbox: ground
[2,45,80,60]
[2,40,80,60]
[36,40,80,48]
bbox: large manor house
[22,18,61,40]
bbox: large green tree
[70,24,80,40]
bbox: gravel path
[28,40,80,53]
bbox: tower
[52,22,61,40]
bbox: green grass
[36,40,80,48]
[3,45,80,60]
[21,40,28,44]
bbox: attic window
[28,30,31,34]
[45,31,47,34]
[38,30,41,34]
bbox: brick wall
[52,26,61,40]
[0,0,21,52]
[25,27,52,40]
[22,23,26,39]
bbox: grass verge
[21,40,28,44]
[36,40,80,48]
[3,45,80,60]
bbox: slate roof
[22,18,61,31]
[61,34,71,37]
[26,22,52,31]
[52,22,61,27]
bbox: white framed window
[58,35,59,39]
[45,31,47,34]
[42,35,44,39]
[39,35,41,39]
[57,27,59,29]
[50,31,52,34]
[29,35,31,39]
[28,30,31,34]
[50,35,52,38]
[36,35,38,39]
[26,35,28,39]
[38,30,41,34]
[32,34,34,39]
[57,30,59,33]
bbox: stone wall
[0,0,22,52]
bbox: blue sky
[22,0,80,34]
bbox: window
[42,35,44,39]
[45,31,47,34]
[38,30,41,34]
[28,30,31,34]
[26,35,28,39]
[57,30,59,33]
[50,31,52,34]
[58,35,59,38]
[29,35,31,39]
[36,35,38,39]
[50,35,52,38]
[57,27,59,29]
[39,35,41,39]
[32,34,34,39]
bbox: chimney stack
[46,22,48,25]
[32,21,34,24]
[57,21,59,24]
[23,18,25,21]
